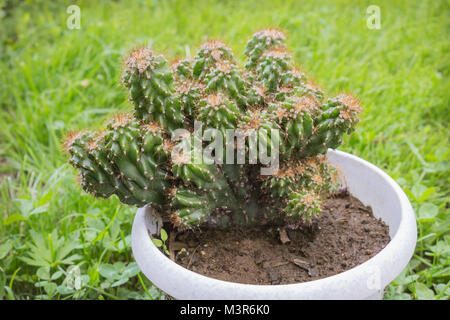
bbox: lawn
[0,0,448,300]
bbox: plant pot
[131,149,417,300]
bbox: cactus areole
[65,29,361,230]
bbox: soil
[164,191,390,285]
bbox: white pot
[131,149,417,300]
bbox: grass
[0,0,448,300]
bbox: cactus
[65,29,361,230]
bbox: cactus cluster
[65,29,361,230]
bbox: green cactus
[244,29,287,69]
[122,48,184,131]
[65,29,361,230]
[197,93,241,136]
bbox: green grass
[0,0,448,300]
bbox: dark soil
[165,192,390,285]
